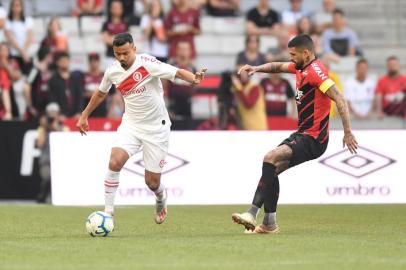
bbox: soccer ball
[85,211,114,237]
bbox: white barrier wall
[50,130,405,206]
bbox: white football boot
[155,189,168,224]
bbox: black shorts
[279,132,328,168]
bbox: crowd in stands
[0,0,405,130]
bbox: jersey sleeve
[309,64,335,93]
[98,68,112,93]
[287,63,296,74]
[143,55,178,82]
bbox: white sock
[153,183,165,201]
[104,170,120,215]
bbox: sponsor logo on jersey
[311,62,327,80]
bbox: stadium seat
[212,17,245,35]
[220,35,245,55]
[260,36,278,52]
[83,35,105,54]
[196,54,236,73]
[195,35,220,54]
[70,53,87,71]
[34,0,73,16]
[32,18,45,41]
[129,26,146,52]
[81,16,105,34]
[201,16,215,34]
[68,36,85,54]
[59,17,79,36]
[329,56,359,74]
[192,94,218,119]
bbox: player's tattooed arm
[325,85,358,154]
[238,62,291,75]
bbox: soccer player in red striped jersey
[76,33,207,224]
[232,34,358,234]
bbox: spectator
[27,45,53,115]
[206,0,240,17]
[107,0,139,25]
[281,0,309,32]
[0,42,35,120]
[246,0,281,36]
[344,59,376,119]
[375,56,406,117]
[165,0,200,60]
[167,41,196,121]
[4,0,33,75]
[236,35,266,67]
[40,17,68,55]
[296,16,323,58]
[296,16,316,36]
[36,102,66,203]
[0,44,11,120]
[267,34,290,62]
[314,0,336,33]
[321,9,360,57]
[101,0,129,66]
[231,70,267,130]
[83,53,108,117]
[75,0,103,16]
[48,52,83,118]
[141,0,168,62]
[260,73,296,118]
[0,2,6,42]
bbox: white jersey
[99,54,178,132]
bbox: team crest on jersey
[133,72,142,82]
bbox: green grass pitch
[1,204,405,270]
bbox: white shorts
[112,123,170,173]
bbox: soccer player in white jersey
[76,33,207,224]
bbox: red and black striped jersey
[287,59,335,144]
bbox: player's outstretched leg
[145,170,167,224]
[232,162,277,231]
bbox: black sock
[264,176,280,213]
[251,162,276,209]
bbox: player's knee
[108,158,124,172]
[145,178,159,191]
[263,151,277,164]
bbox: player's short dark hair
[287,34,314,53]
[333,8,345,16]
[113,33,133,47]
[387,55,399,62]
[356,58,368,66]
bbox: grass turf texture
[1,205,405,270]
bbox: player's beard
[294,60,304,70]
[120,61,127,68]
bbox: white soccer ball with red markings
[86,211,114,237]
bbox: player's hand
[76,115,89,136]
[192,68,207,85]
[238,64,258,76]
[343,132,358,154]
